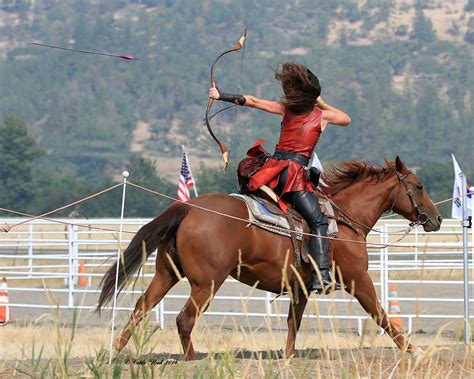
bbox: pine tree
[0,116,43,210]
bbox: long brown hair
[274,62,321,114]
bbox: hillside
[0,0,472,181]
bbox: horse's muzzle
[423,215,442,232]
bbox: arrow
[28,42,138,61]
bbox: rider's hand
[209,87,220,100]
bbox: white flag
[451,154,472,219]
[310,151,324,173]
[310,151,325,187]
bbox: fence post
[28,224,33,278]
[68,224,74,307]
[357,318,362,336]
[72,224,79,285]
[414,227,419,268]
[383,224,389,311]
[265,292,272,317]
[159,300,165,330]
[379,225,386,309]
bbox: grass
[0,221,472,376]
[0,312,472,377]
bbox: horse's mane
[320,161,392,196]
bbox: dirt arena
[1,221,472,376]
[1,279,473,378]
[0,323,473,377]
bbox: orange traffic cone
[78,260,88,288]
[0,277,11,325]
[388,283,403,331]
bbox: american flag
[177,152,196,202]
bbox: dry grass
[1,221,471,376]
[0,324,464,360]
[0,316,472,378]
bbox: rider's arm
[317,97,351,129]
[209,87,285,115]
[244,95,285,115]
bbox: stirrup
[307,271,344,294]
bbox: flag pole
[108,170,129,363]
[461,172,471,345]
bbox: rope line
[127,182,470,250]
[0,181,470,251]
[0,183,130,233]
[0,206,136,235]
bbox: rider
[209,62,351,293]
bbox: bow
[205,28,247,171]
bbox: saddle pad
[231,189,338,238]
[230,193,304,240]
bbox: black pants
[275,168,330,271]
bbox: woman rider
[209,62,351,293]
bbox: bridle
[327,168,430,238]
[390,170,430,227]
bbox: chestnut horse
[97,157,442,360]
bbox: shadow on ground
[123,347,405,364]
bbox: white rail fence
[0,218,472,334]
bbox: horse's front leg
[348,271,416,352]
[285,294,308,358]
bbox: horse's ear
[395,156,408,173]
[383,157,391,167]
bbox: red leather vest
[247,107,323,211]
[275,107,322,157]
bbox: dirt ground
[0,325,473,378]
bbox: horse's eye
[416,184,423,191]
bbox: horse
[97,156,442,360]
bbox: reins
[322,168,426,242]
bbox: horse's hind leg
[349,271,415,352]
[176,280,224,360]
[114,264,178,352]
[285,295,308,358]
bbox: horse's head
[385,156,442,232]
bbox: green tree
[465,0,474,11]
[0,116,43,211]
[119,157,176,217]
[196,163,239,194]
[465,16,474,44]
[412,7,436,42]
[416,162,453,218]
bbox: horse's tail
[96,202,188,312]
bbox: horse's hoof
[410,347,424,359]
[284,351,298,359]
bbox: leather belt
[273,150,310,167]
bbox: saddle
[231,186,338,249]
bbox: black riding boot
[290,191,343,294]
[308,222,343,293]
